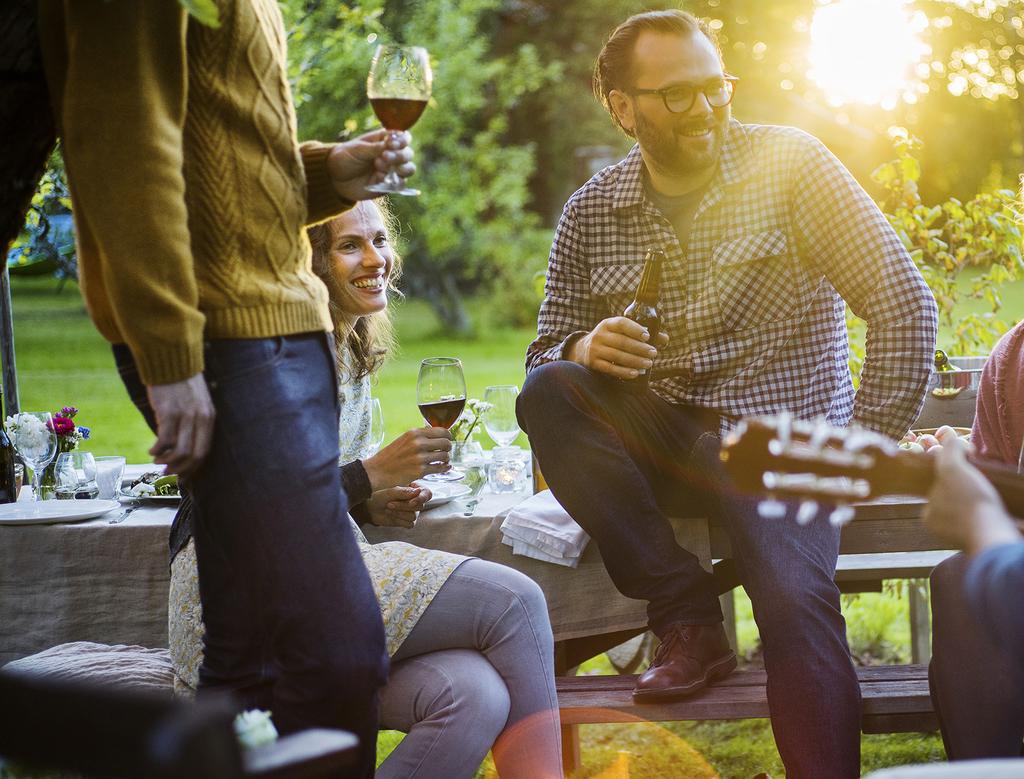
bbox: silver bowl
[914,355,985,430]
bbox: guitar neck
[891,453,1024,519]
[973,458,1024,519]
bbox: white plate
[0,499,120,526]
[416,482,473,509]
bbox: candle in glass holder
[488,447,527,493]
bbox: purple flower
[51,416,75,437]
[60,406,78,419]
[78,426,91,440]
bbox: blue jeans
[930,554,1024,758]
[114,334,388,777]
[518,361,860,778]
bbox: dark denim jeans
[113,334,387,778]
[518,361,861,778]
[930,554,1024,758]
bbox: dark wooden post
[0,266,17,416]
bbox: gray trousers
[377,559,562,779]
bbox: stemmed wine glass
[7,412,58,503]
[366,398,386,457]
[417,357,466,482]
[366,44,432,196]
[482,385,522,448]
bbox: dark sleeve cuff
[340,459,374,507]
[350,501,373,527]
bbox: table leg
[909,579,931,665]
[561,723,582,776]
[720,589,738,654]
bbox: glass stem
[31,466,41,502]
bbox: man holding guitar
[517,9,937,778]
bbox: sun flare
[808,0,930,109]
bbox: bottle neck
[634,255,662,306]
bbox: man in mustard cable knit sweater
[37,2,416,774]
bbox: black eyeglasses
[629,75,738,114]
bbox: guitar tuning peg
[757,499,788,519]
[776,412,792,448]
[796,500,819,525]
[809,417,831,450]
[829,504,856,527]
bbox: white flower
[234,709,278,750]
[6,413,51,460]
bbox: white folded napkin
[500,489,589,567]
[502,536,583,569]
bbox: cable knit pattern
[38,0,349,385]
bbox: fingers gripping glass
[630,75,738,114]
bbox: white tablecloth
[1,486,666,664]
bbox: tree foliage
[284,0,559,332]
[846,127,1021,384]
[6,148,76,286]
[874,127,1021,357]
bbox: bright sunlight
[808,0,931,109]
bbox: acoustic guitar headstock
[720,414,935,526]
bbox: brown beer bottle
[622,249,664,389]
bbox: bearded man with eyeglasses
[517,9,937,778]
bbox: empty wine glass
[366,44,432,196]
[7,412,58,502]
[367,398,386,457]
[417,357,466,482]
[483,385,521,448]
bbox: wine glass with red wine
[417,357,467,482]
[366,44,432,197]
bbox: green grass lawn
[9,272,1021,777]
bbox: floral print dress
[168,353,467,693]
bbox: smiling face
[610,31,730,180]
[322,201,395,319]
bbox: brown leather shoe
[632,623,737,702]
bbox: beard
[634,110,726,177]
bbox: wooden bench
[556,665,937,772]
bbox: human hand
[568,316,669,380]
[923,438,1020,554]
[366,485,431,528]
[327,130,416,202]
[147,374,216,476]
[362,427,452,489]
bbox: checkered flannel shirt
[526,120,938,440]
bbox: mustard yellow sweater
[38,0,351,385]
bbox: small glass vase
[451,440,485,467]
[38,441,76,500]
[37,461,59,500]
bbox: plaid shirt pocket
[590,263,645,319]
[712,229,798,330]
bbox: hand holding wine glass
[366,44,432,196]
[417,358,466,482]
